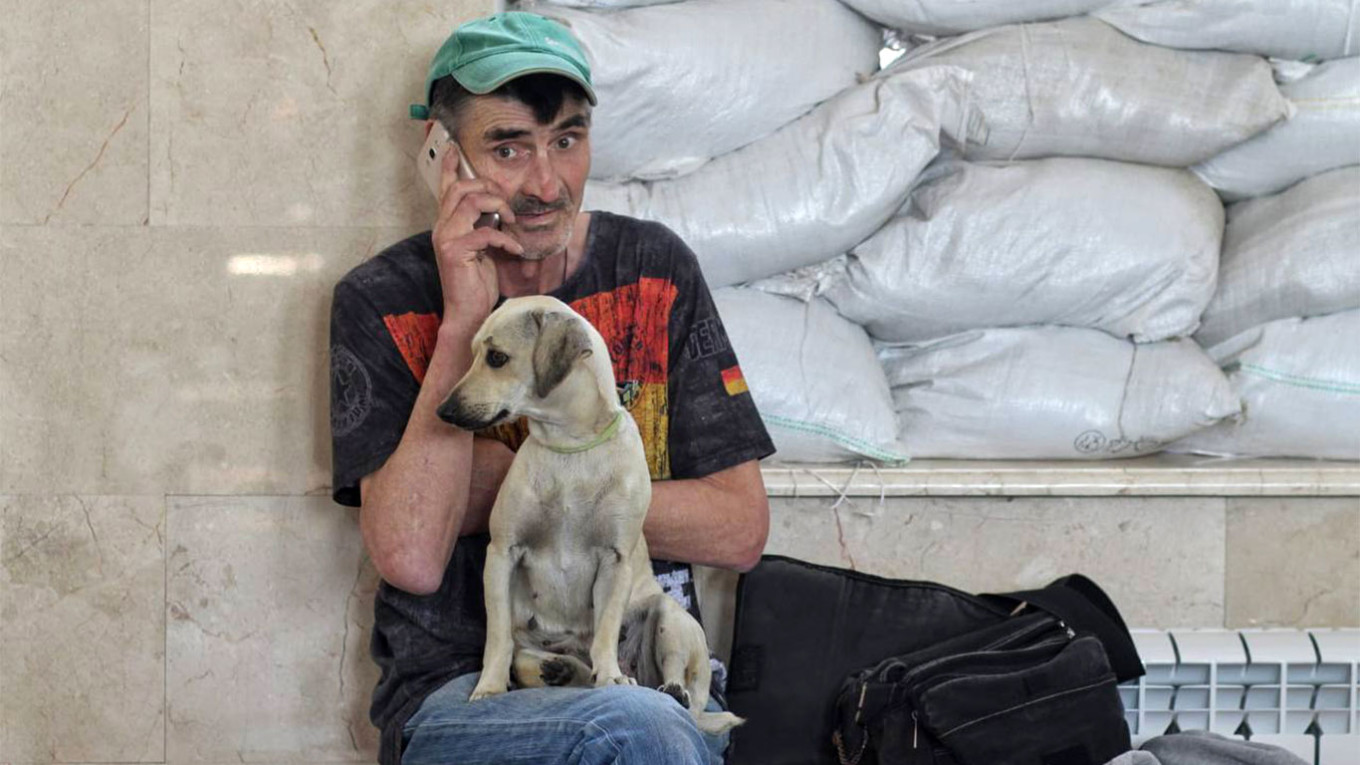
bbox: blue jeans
[401,671,730,765]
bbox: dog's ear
[531,309,594,398]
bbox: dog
[436,295,743,735]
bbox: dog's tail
[694,710,745,735]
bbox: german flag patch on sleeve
[721,365,749,396]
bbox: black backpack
[725,556,1144,765]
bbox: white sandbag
[1174,310,1360,460]
[584,66,980,288]
[891,17,1291,166]
[879,327,1240,459]
[537,0,881,182]
[533,0,678,7]
[1095,0,1360,61]
[1195,166,1360,348]
[841,0,1118,35]
[1193,58,1360,200]
[818,158,1223,343]
[747,255,849,303]
[714,289,907,463]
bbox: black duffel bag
[832,611,1128,765]
[725,556,1144,765]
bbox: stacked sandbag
[1171,165,1360,460]
[713,289,908,464]
[529,0,881,181]
[545,0,1344,464]
[878,328,1240,459]
[888,17,1291,166]
[1174,310,1360,460]
[837,0,1119,35]
[583,66,981,288]
[538,0,676,6]
[805,158,1223,343]
[1193,57,1360,200]
[1195,167,1360,348]
[1095,0,1360,61]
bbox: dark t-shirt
[328,211,775,764]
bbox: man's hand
[432,147,522,331]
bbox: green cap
[410,12,597,121]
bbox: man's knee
[587,685,709,764]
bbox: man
[328,12,775,765]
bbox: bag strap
[983,574,1145,683]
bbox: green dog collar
[543,410,624,454]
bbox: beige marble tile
[148,0,490,228]
[0,494,165,763]
[0,223,100,494]
[0,224,410,495]
[765,496,1227,628]
[165,496,379,763]
[0,1,149,225]
[1226,497,1360,628]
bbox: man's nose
[521,151,559,203]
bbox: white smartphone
[417,124,501,230]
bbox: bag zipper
[881,614,1064,687]
[912,633,1074,698]
[904,621,1080,732]
[856,617,1079,745]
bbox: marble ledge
[761,455,1360,498]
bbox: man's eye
[495,146,516,159]
[556,136,576,149]
[486,349,509,368]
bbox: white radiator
[1122,629,1360,765]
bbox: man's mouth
[517,208,560,225]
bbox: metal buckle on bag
[832,683,872,765]
[832,728,870,765]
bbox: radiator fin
[1121,629,1359,765]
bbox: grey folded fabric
[1141,730,1308,765]
[1104,751,1161,765]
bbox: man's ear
[531,310,593,398]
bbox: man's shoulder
[593,209,683,246]
[590,210,699,273]
[334,230,437,305]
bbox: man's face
[450,93,591,262]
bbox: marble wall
[0,1,488,762]
[1,2,1357,764]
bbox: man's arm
[359,323,515,595]
[358,155,521,595]
[364,415,764,589]
[645,459,769,572]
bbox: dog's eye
[486,349,509,368]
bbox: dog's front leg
[588,546,635,687]
[470,542,517,701]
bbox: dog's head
[436,296,606,431]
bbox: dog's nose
[436,394,462,426]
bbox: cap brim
[453,51,598,106]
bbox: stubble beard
[518,215,574,262]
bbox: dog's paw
[468,680,507,701]
[540,657,575,687]
[658,682,691,708]
[592,669,636,687]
